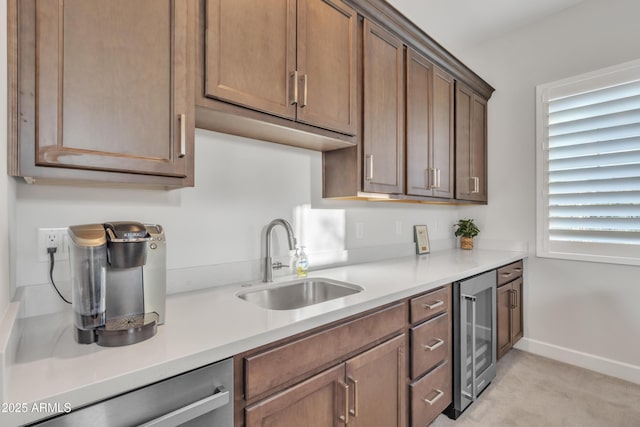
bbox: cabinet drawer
[244,303,406,400]
[498,260,523,286]
[410,285,450,324]
[410,360,451,427]
[410,312,449,379]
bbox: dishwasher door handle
[140,386,230,427]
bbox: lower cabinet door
[345,334,407,427]
[497,283,513,360]
[511,277,524,345]
[245,364,347,427]
[410,360,451,427]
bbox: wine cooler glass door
[459,270,497,412]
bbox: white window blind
[536,59,640,265]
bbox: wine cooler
[446,269,497,419]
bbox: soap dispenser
[296,246,309,278]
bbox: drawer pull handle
[422,339,444,351]
[423,389,444,406]
[500,271,512,277]
[422,300,444,310]
[514,267,523,272]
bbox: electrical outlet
[38,228,69,262]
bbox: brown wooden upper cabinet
[204,0,357,136]
[9,0,195,186]
[362,19,405,194]
[406,49,454,199]
[455,83,488,203]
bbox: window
[536,59,640,266]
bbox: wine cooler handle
[462,294,477,401]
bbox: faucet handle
[272,261,289,270]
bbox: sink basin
[237,278,363,310]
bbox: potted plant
[454,218,480,250]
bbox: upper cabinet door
[363,20,405,194]
[407,49,454,199]
[205,0,297,120]
[406,49,433,197]
[455,83,488,202]
[35,0,192,178]
[431,66,455,199]
[296,0,358,135]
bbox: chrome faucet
[263,219,297,282]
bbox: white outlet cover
[38,228,69,262]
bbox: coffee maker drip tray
[95,313,159,347]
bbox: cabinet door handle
[290,70,299,105]
[347,377,359,417]
[428,168,437,188]
[423,389,444,406]
[422,300,443,310]
[513,289,518,309]
[338,381,349,424]
[470,176,480,193]
[178,113,186,158]
[422,338,444,351]
[437,168,441,189]
[301,74,308,107]
[365,155,374,181]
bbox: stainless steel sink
[237,278,363,310]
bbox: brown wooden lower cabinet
[245,334,406,427]
[408,285,452,426]
[497,260,524,360]
[497,277,523,359]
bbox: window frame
[536,58,640,266]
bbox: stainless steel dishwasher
[31,358,233,427]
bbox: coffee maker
[68,221,166,347]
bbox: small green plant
[454,218,480,238]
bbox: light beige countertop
[2,248,526,426]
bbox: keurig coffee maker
[68,221,166,347]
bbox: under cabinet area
[408,285,453,427]
[9,0,196,187]
[497,260,524,359]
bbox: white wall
[458,0,640,374]
[14,129,459,305]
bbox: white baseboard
[515,337,640,385]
